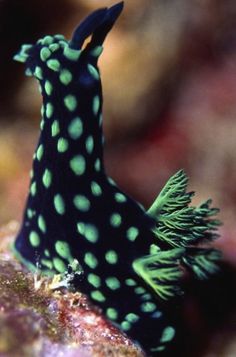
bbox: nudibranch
[13,2,221,355]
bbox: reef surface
[0,221,144,357]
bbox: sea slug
[13,2,221,354]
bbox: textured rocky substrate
[0,222,144,357]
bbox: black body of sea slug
[13,2,221,355]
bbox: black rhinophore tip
[70,2,124,50]
[106,2,124,23]
[70,8,107,49]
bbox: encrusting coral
[12,2,221,355]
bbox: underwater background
[0,1,236,355]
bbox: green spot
[54,34,65,41]
[108,177,116,186]
[152,311,162,319]
[88,273,101,288]
[29,231,40,247]
[63,46,81,61]
[95,158,101,171]
[59,40,67,48]
[47,59,61,72]
[110,213,122,227]
[114,193,127,203]
[51,120,60,137]
[64,94,77,112]
[91,46,103,57]
[87,64,100,80]
[73,195,90,212]
[46,103,54,118]
[135,287,146,294]
[93,96,100,115]
[30,181,37,196]
[45,80,53,95]
[106,308,118,320]
[59,69,73,85]
[121,321,131,331]
[41,259,53,269]
[42,35,53,45]
[69,155,86,176]
[99,114,103,126]
[36,144,44,161]
[35,66,43,80]
[40,47,51,62]
[55,241,73,261]
[105,250,118,265]
[125,279,137,286]
[85,136,94,154]
[151,346,166,352]
[57,138,69,153]
[91,181,102,196]
[160,326,175,343]
[127,227,139,242]
[77,222,85,235]
[105,277,121,290]
[84,252,98,269]
[42,169,52,188]
[68,117,83,139]
[141,302,157,313]
[84,225,98,243]
[41,106,44,117]
[91,290,106,302]
[77,223,98,243]
[38,215,46,233]
[38,85,42,94]
[40,119,44,130]
[141,293,152,301]
[44,249,50,257]
[21,44,32,53]
[53,257,66,273]
[27,209,35,219]
[49,43,60,52]
[14,53,28,63]
[125,313,139,324]
[54,194,65,215]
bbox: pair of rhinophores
[13,2,221,355]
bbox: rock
[0,222,144,357]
